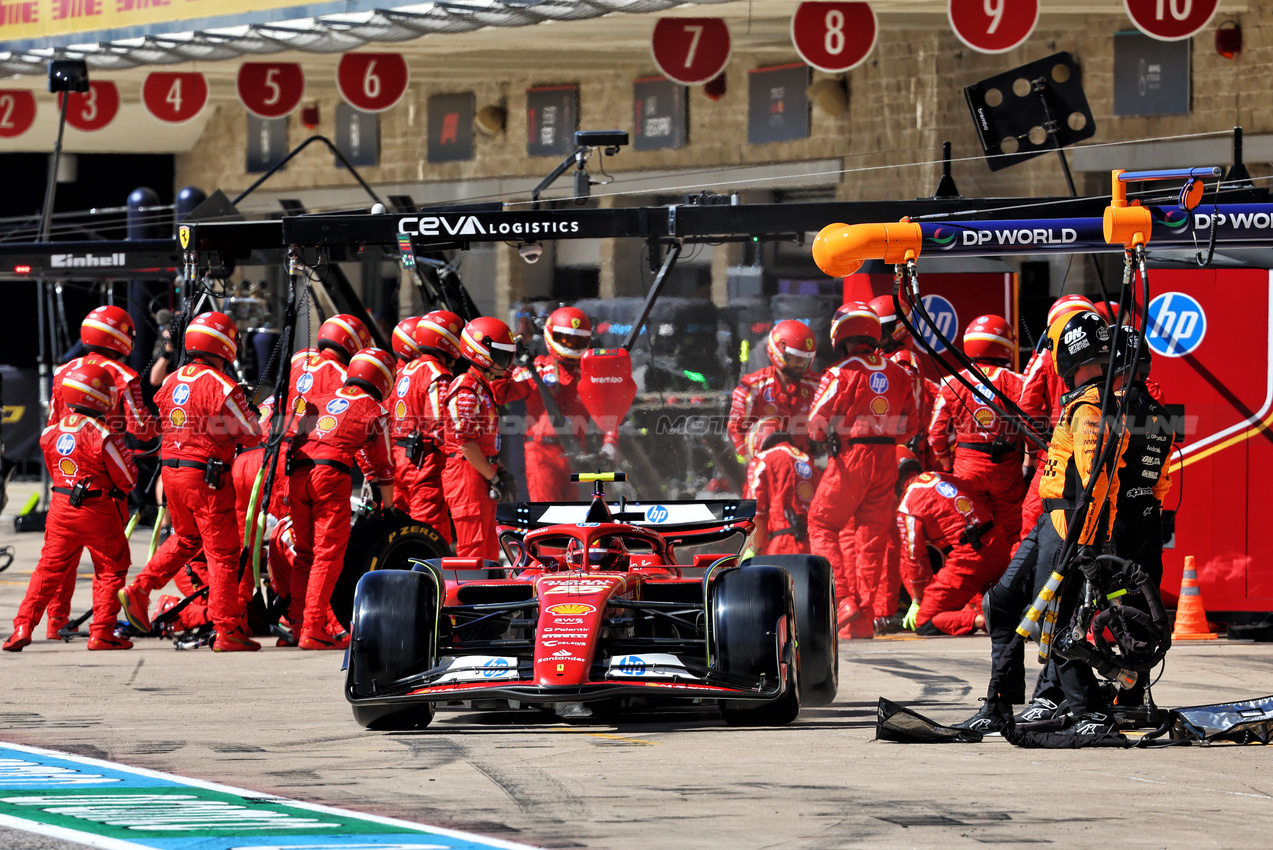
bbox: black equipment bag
[1139,696,1273,747]
[875,698,984,744]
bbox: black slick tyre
[346,569,437,731]
[711,565,800,726]
[746,554,838,707]
[331,512,450,629]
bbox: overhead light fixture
[1216,21,1242,60]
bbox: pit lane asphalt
[3,496,1273,848]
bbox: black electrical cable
[893,265,1050,450]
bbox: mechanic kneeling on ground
[744,416,820,558]
[443,317,520,561]
[288,348,397,650]
[958,309,1119,734]
[808,302,917,640]
[895,447,1008,637]
[4,363,140,651]
[119,312,263,652]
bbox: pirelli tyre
[346,569,437,731]
[711,564,800,726]
[745,554,838,707]
[330,512,450,629]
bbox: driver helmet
[567,538,627,572]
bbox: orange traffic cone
[1172,555,1218,640]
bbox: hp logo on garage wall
[1146,292,1206,357]
[919,295,958,353]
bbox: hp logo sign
[646,504,670,523]
[1146,292,1206,358]
[919,295,958,353]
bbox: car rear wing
[496,499,756,533]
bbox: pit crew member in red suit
[808,302,917,640]
[45,306,161,637]
[118,312,263,652]
[3,363,139,651]
[895,452,1009,636]
[728,320,821,496]
[392,315,423,376]
[289,348,396,649]
[745,417,821,557]
[870,295,938,465]
[392,310,465,541]
[507,306,620,501]
[929,314,1027,543]
[274,313,373,435]
[1017,294,1094,544]
[443,317,519,561]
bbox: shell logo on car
[546,603,596,615]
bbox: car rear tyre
[347,569,437,731]
[711,565,800,726]
[331,512,450,629]
[745,554,838,707]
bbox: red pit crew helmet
[61,361,116,415]
[414,310,464,361]
[868,295,912,351]
[81,305,135,358]
[318,314,373,362]
[392,316,423,361]
[346,348,396,401]
[963,314,1015,363]
[1046,294,1095,330]
[461,317,516,372]
[185,311,238,363]
[544,306,592,361]
[895,444,922,494]
[830,301,881,353]
[766,319,816,372]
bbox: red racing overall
[749,443,820,556]
[511,356,617,502]
[129,362,262,641]
[897,472,1008,636]
[442,370,503,560]
[728,365,820,496]
[1017,347,1067,544]
[13,415,138,642]
[808,353,917,637]
[391,354,453,541]
[289,385,394,642]
[47,354,160,630]
[929,363,1027,543]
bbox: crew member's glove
[740,547,756,563]
[488,466,518,503]
[902,598,921,631]
[1073,545,1099,581]
[1021,462,1037,487]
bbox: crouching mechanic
[392,311,465,540]
[745,417,820,557]
[4,363,139,651]
[808,302,917,639]
[289,348,396,649]
[118,312,263,652]
[958,309,1116,733]
[895,448,1009,636]
[443,317,519,560]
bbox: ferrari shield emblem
[179,226,191,250]
[571,317,581,329]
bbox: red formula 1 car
[345,473,837,730]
